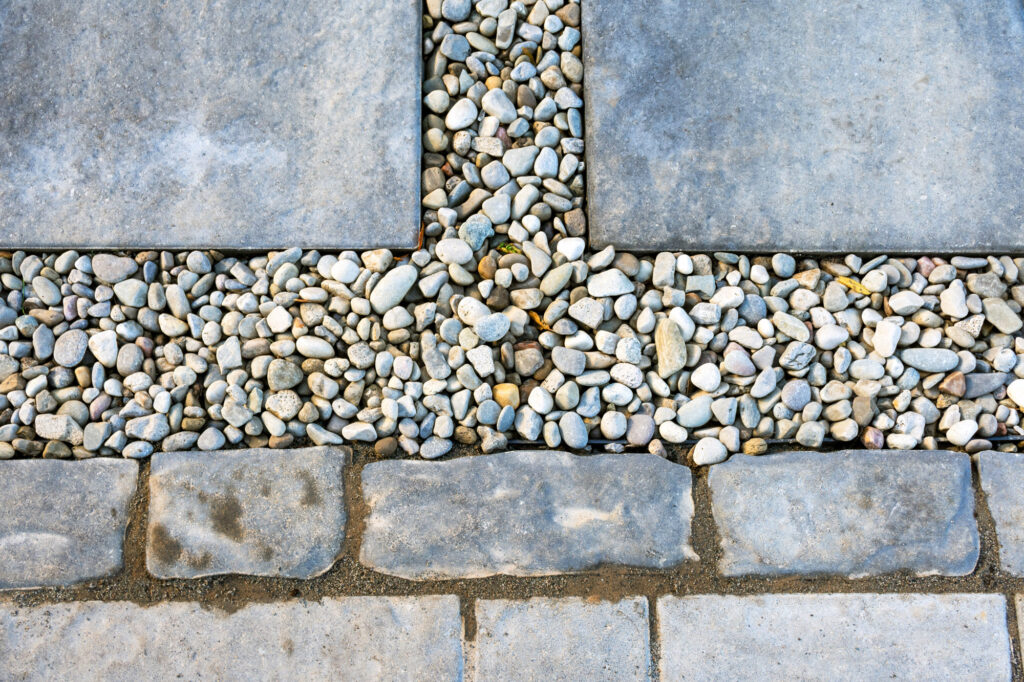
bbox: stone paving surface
[710,450,979,577]
[0,596,463,681]
[147,447,347,579]
[0,0,420,249]
[360,450,695,579]
[584,0,1024,252]
[0,459,137,590]
[978,450,1024,576]
[473,597,650,682]
[658,594,1011,681]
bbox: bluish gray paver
[0,459,138,590]
[474,597,650,682]
[0,596,463,681]
[147,447,347,579]
[709,450,978,577]
[360,450,696,579]
[658,594,1011,681]
[0,0,419,249]
[584,0,1024,252]
[978,451,1024,576]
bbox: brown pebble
[268,434,294,449]
[375,437,398,457]
[938,371,966,397]
[742,438,767,455]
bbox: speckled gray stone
[0,0,419,249]
[360,450,696,579]
[658,594,1011,681]
[584,1,1024,252]
[474,598,650,682]
[978,451,1024,576]
[0,459,137,590]
[147,447,347,579]
[709,450,978,577]
[0,597,463,681]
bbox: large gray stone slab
[0,0,419,249]
[658,594,1010,681]
[584,1,1024,252]
[0,459,138,590]
[0,596,463,681]
[360,450,696,579]
[709,450,978,577]
[978,451,1024,576]
[474,597,650,682]
[147,447,347,579]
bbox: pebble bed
[2,0,1024,464]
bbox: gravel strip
[1,0,1023,463]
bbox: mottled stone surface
[709,450,978,576]
[584,0,1024,252]
[474,598,650,681]
[659,594,1010,681]
[360,450,695,579]
[0,0,419,249]
[0,597,463,681]
[0,459,137,590]
[147,447,347,578]
[979,451,1024,576]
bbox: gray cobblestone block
[474,597,650,682]
[0,596,463,681]
[658,594,1010,681]
[0,0,419,249]
[147,447,347,579]
[978,451,1024,576]
[0,459,137,590]
[360,450,695,579]
[709,450,978,577]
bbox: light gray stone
[978,451,1024,576]
[709,450,978,577]
[584,0,1024,251]
[1,0,420,249]
[0,596,463,681]
[360,450,696,579]
[147,447,347,578]
[658,594,1011,681]
[474,598,650,682]
[0,459,137,590]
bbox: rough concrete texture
[0,596,463,681]
[0,0,420,249]
[978,451,1024,576]
[709,450,979,577]
[360,450,696,579]
[658,594,1011,681]
[584,0,1024,252]
[0,459,137,590]
[474,597,650,682]
[147,447,347,579]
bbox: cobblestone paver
[658,594,1011,681]
[361,450,695,579]
[0,459,137,590]
[147,447,347,578]
[0,596,462,681]
[978,450,1024,576]
[474,597,650,681]
[709,450,979,577]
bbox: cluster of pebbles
[2,0,1024,465]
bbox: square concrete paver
[584,1,1024,252]
[0,0,420,249]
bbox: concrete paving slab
[0,0,420,249]
[0,459,137,590]
[0,597,463,681]
[978,451,1024,576]
[584,0,1024,253]
[659,594,1011,681]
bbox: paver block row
[709,450,979,577]
[359,450,696,579]
[0,596,462,681]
